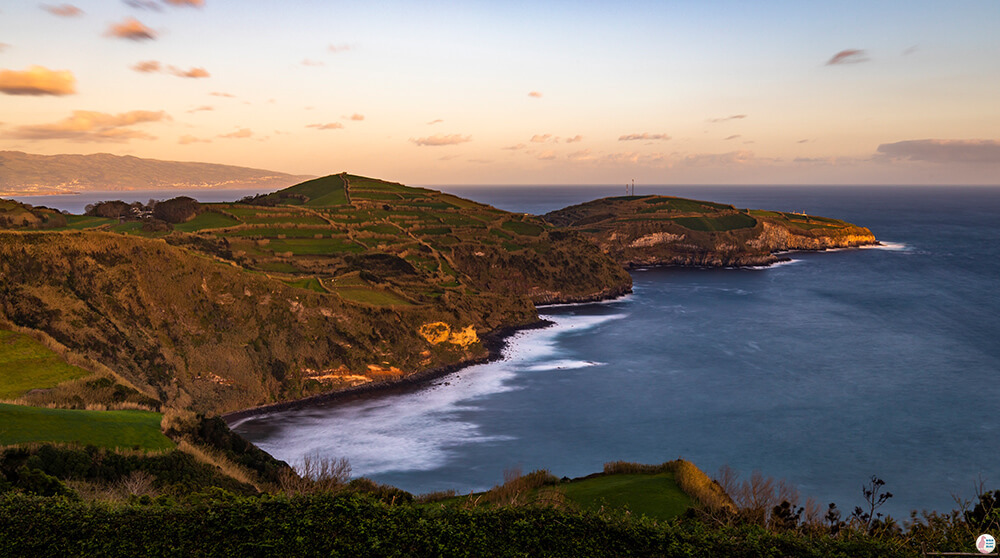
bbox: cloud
[567,149,594,161]
[677,150,756,167]
[467,158,492,164]
[186,105,212,113]
[619,133,670,141]
[709,114,747,124]
[531,134,554,143]
[210,91,235,97]
[124,0,162,11]
[42,4,83,17]
[724,134,742,141]
[797,139,810,144]
[501,143,525,151]
[168,66,209,78]
[565,135,583,143]
[902,45,918,56]
[5,109,168,142]
[527,91,542,98]
[306,122,344,130]
[427,119,443,125]
[163,0,204,6]
[0,43,8,53]
[825,49,869,65]
[876,139,1000,164]
[107,18,156,40]
[411,134,472,146]
[348,113,364,121]
[131,60,161,73]
[178,134,210,144]
[219,128,253,139]
[0,66,76,96]
[537,150,556,160]
[301,59,324,67]
[328,44,351,53]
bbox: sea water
[25,184,997,516]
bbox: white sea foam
[522,359,604,372]
[241,310,627,476]
[862,241,910,252]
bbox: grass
[173,211,240,232]
[61,215,115,229]
[275,174,349,206]
[559,472,694,520]
[0,403,174,451]
[0,330,91,399]
[671,213,757,232]
[501,220,544,236]
[266,238,363,255]
[333,288,414,306]
[222,227,337,239]
[285,277,325,293]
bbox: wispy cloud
[797,139,810,144]
[565,135,583,143]
[537,150,556,160]
[876,139,1000,164]
[5,110,168,142]
[501,143,525,151]
[169,66,209,78]
[619,133,670,141]
[328,43,351,53]
[131,61,209,78]
[527,91,543,98]
[0,44,9,53]
[825,49,869,65]
[178,134,210,144]
[124,0,162,11]
[131,60,161,73]
[724,134,742,141]
[709,114,747,124]
[0,66,76,96]
[427,119,443,125]
[348,113,364,121]
[219,128,253,139]
[106,18,156,40]
[531,134,554,143]
[301,59,324,67]
[210,91,235,98]
[42,4,83,17]
[411,134,472,146]
[567,149,594,161]
[163,0,204,7]
[306,122,344,130]
[186,105,212,113]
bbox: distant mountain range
[0,151,314,195]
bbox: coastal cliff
[544,195,878,268]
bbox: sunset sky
[1,0,998,185]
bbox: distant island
[0,173,877,419]
[0,150,314,195]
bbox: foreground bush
[0,491,916,558]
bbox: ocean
[16,185,999,516]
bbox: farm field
[0,329,91,399]
[0,403,174,451]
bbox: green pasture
[240,214,329,225]
[60,215,115,229]
[266,238,364,255]
[223,227,337,239]
[0,330,91,399]
[172,211,240,232]
[670,213,757,232]
[285,277,325,293]
[0,403,174,451]
[501,220,544,236]
[333,287,414,306]
[560,472,694,520]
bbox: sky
[1,0,998,185]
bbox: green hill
[0,175,630,415]
[544,195,878,267]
